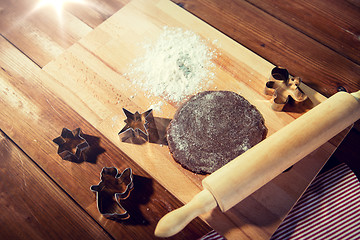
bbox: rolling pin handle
[154,189,217,238]
[351,90,360,101]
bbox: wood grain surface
[172,0,360,179]
[0,30,211,239]
[245,0,360,65]
[40,0,346,239]
[0,131,111,240]
[0,0,358,239]
[172,0,360,97]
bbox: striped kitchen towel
[200,163,360,240]
[271,163,360,240]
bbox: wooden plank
[171,0,360,97]
[0,0,92,67]
[39,0,343,238]
[0,130,111,240]
[0,36,211,239]
[0,0,352,238]
[174,0,360,179]
[245,0,360,65]
[65,0,131,28]
[42,0,330,197]
[0,0,131,67]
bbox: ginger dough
[167,91,267,174]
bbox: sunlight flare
[33,0,86,19]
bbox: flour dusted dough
[167,91,267,174]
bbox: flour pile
[126,26,216,103]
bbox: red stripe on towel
[271,163,360,240]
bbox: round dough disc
[167,91,267,174]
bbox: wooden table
[0,0,359,239]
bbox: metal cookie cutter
[91,167,134,220]
[118,108,153,143]
[53,128,89,161]
[265,67,308,111]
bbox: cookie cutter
[53,128,89,161]
[118,108,153,142]
[265,67,308,111]
[91,167,134,220]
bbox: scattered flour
[149,101,164,113]
[111,115,118,128]
[125,26,216,104]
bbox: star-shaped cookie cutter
[90,167,134,220]
[118,108,153,142]
[265,67,308,111]
[53,128,90,161]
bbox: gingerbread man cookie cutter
[265,67,308,111]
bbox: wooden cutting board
[40,0,341,238]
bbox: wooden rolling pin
[155,90,360,238]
